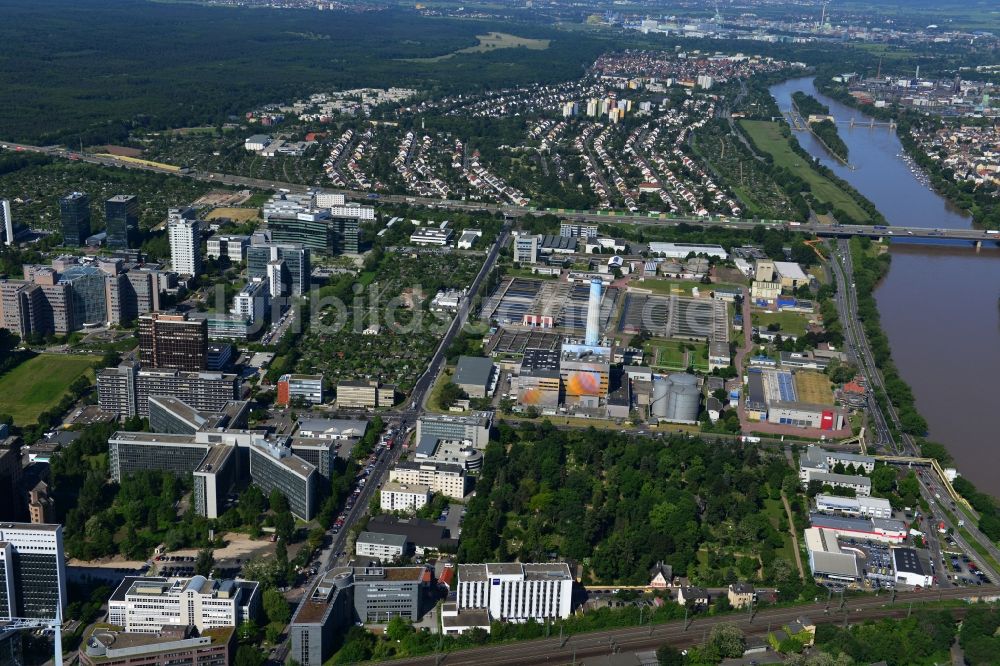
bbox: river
[768,77,1000,495]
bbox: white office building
[815,494,893,519]
[330,203,375,221]
[355,532,408,561]
[389,461,467,500]
[513,235,538,264]
[207,235,249,262]
[457,563,573,622]
[380,482,431,512]
[232,279,269,324]
[107,576,260,633]
[1,199,13,246]
[315,192,346,208]
[169,216,202,276]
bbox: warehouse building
[892,547,932,588]
[804,527,861,584]
[452,356,495,399]
[647,242,728,260]
[809,513,907,544]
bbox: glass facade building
[60,192,91,246]
[106,194,138,250]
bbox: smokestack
[585,278,602,346]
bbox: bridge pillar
[870,118,875,128]
[975,240,982,252]
[850,117,855,128]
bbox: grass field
[206,207,260,222]
[751,310,812,337]
[644,338,709,372]
[794,370,834,405]
[410,32,550,61]
[739,120,871,223]
[0,354,95,425]
[763,496,796,562]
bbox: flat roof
[892,547,925,575]
[194,444,236,475]
[110,432,207,446]
[381,482,431,495]
[810,472,871,488]
[357,532,408,548]
[296,418,368,437]
[453,356,494,387]
[249,440,316,478]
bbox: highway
[827,239,1000,583]
[368,586,998,666]
[3,141,999,243]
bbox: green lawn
[763,496,796,562]
[739,120,871,223]
[0,354,95,425]
[751,310,811,337]
[644,339,709,372]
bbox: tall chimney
[585,278,603,346]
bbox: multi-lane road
[827,239,1000,584]
[368,586,999,666]
[3,141,998,244]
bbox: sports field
[0,354,95,425]
[410,32,550,62]
[739,120,871,223]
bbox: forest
[0,0,605,145]
[458,422,812,597]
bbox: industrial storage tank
[652,377,670,419]
[665,373,700,422]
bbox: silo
[652,377,670,419]
[666,373,700,422]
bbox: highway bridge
[2,141,997,246]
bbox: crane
[2,608,63,666]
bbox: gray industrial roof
[453,356,494,388]
[357,532,408,549]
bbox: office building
[815,494,893,519]
[105,195,138,250]
[247,243,310,297]
[106,575,259,633]
[380,482,431,513]
[232,279,269,325]
[355,532,408,560]
[1,199,13,246]
[0,445,23,521]
[109,432,213,483]
[59,264,107,326]
[267,211,336,254]
[807,471,872,497]
[98,363,239,418]
[206,234,249,262]
[336,380,394,409]
[366,515,455,556]
[0,523,68,619]
[559,223,598,238]
[409,228,452,246]
[415,413,491,449]
[80,624,235,666]
[277,374,324,406]
[290,566,431,666]
[315,192,345,208]
[295,418,368,440]
[516,347,561,409]
[513,235,538,264]
[60,191,91,246]
[27,481,54,525]
[330,204,372,254]
[139,312,207,371]
[456,562,572,623]
[248,440,317,520]
[389,461,467,500]
[168,212,202,276]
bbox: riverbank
[814,75,999,230]
[767,77,1000,503]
